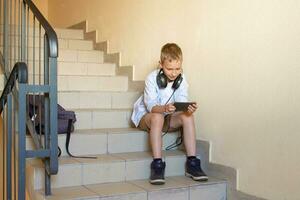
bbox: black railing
[0,0,58,199]
[0,62,28,113]
[0,62,27,200]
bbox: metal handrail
[0,62,28,113]
[23,0,58,58]
[0,0,59,198]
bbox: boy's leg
[140,113,166,184]
[141,113,165,158]
[169,112,196,156]
[169,112,208,181]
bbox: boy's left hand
[187,103,197,114]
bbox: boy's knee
[180,113,194,123]
[150,113,165,124]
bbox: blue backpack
[28,95,95,159]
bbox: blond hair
[160,43,182,64]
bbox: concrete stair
[27,152,227,200]
[26,128,182,157]
[30,176,227,200]
[0,25,85,39]
[57,91,140,109]
[21,26,228,200]
[57,75,128,92]
[24,61,116,76]
[73,108,132,129]
[27,150,188,189]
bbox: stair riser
[146,184,227,200]
[58,91,140,109]
[57,76,128,92]
[58,62,115,76]
[0,38,93,50]
[24,61,116,76]
[0,26,84,39]
[108,131,182,154]
[26,131,182,156]
[74,110,132,130]
[28,155,186,189]
[189,183,227,200]
[2,48,104,63]
[21,75,128,91]
[58,50,103,63]
[30,182,227,200]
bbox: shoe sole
[149,179,165,185]
[185,172,208,181]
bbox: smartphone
[173,102,196,112]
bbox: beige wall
[47,0,300,199]
[33,0,48,19]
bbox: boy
[131,43,208,185]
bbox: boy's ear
[158,61,162,68]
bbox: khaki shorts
[138,114,179,132]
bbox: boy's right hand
[165,103,176,113]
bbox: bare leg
[169,112,196,156]
[143,113,165,158]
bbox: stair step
[58,49,104,63]
[4,48,104,63]
[73,109,132,130]
[57,62,115,76]
[31,176,226,200]
[27,150,209,190]
[0,26,84,39]
[25,61,116,76]
[0,73,127,92]
[26,128,182,156]
[56,28,84,40]
[67,39,93,50]
[0,38,93,50]
[58,91,140,109]
[57,75,128,92]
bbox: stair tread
[26,128,143,138]
[73,108,131,112]
[57,74,125,77]
[74,127,178,135]
[58,90,139,94]
[28,150,186,167]
[34,176,226,200]
[74,127,142,134]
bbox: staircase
[19,26,228,200]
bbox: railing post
[49,56,58,174]
[6,93,12,200]
[21,0,26,62]
[43,35,50,196]
[3,0,9,77]
[18,84,26,200]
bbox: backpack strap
[58,146,62,157]
[65,119,97,159]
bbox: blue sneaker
[149,159,166,185]
[185,157,208,181]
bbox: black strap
[165,127,183,151]
[65,119,97,159]
[58,146,62,157]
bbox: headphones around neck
[156,68,183,90]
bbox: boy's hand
[187,103,198,114]
[165,103,176,113]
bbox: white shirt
[131,69,189,127]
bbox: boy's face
[160,59,182,81]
